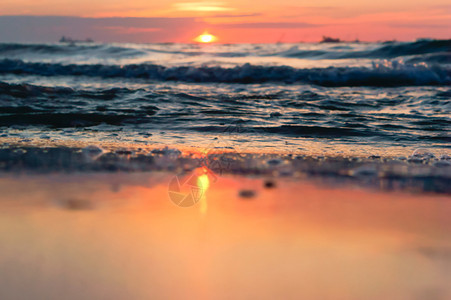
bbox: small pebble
[368,155,381,159]
[411,148,435,159]
[264,180,276,188]
[267,158,283,166]
[82,145,104,154]
[350,165,378,177]
[57,198,93,210]
[239,189,256,198]
[116,149,133,155]
[408,157,423,164]
[82,145,104,159]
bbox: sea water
[0,39,449,192]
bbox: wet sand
[0,172,450,299]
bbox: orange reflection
[168,167,215,208]
[197,173,209,214]
[0,174,450,299]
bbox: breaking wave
[277,39,451,59]
[0,59,449,86]
[0,39,449,61]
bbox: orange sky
[0,0,450,42]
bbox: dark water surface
[0,39,449,161]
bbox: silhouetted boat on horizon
[59,36,94,44]
[320,36,341,43]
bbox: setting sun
[194,32,217,43]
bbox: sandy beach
[0,170,450,299]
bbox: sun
[194,32,217,43]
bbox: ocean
[0,39,450,192]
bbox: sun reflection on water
[197,173,210,214]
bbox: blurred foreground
[0,172,450,299]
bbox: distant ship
[59,36,94,44]
[320,36,341,43]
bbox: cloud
[0,16,206,42]
[211,13,262,18]
[217,22,320,29]
[429,4,451,13]
[102,26,162,34]
[173,2,234,12]
[388,23,449,28]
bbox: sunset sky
[0,0,449,43]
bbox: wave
[0,43,69,54]
[0,80,137,98]
[407,52,451,64]
[0,43,146,58]
[0,39,449,61]
[0,59,449,86]
[0,80,449,146]
[372,39,451,58]
[274,39,451,60]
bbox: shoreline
[1,138,450,194]
[1,135,450,158]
